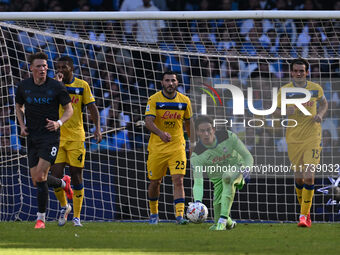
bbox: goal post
[0,11,339,222]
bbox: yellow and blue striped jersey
[59,77,95,141]
[277,81,324,144]
[145,91,192,152]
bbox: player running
[15,52,73,229]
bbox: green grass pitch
[0,221,339,255]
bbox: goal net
[0,11,339,222]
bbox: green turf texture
[0,222,339,254]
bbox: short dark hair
[57,55,74,68]
[195,115,214,130]
[161,71,178,80]
[290,58,309,71]
[28,52,48,64]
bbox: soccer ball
[186,202,208,223]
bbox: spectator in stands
[273,2,297,40]
[262,28,279,56]
[240,18,273,56]
[191,21,217,53]
[0,103,21,153]
[16,61,30,84]
[132,0,165,46]
[46,0,63,11]
[216,22,237,55]
[335,0,340,10]
[239,0,262,10]
[88,0,104,10]
[99,71,120,108]
[0,1,9,11]
[325,31,340,60]
[278,33,298,59]
[0,121,21,153]
[127,0,165,97]
[162,45,190,92]
[178,23,194,51]
[191,56,220,81]
[71,0,90,11]
[218,0,233,10]
[322,111,339,144]
[113,48,140,99]
[220,57,240,80]
[308,30,327,59]
[0,135,11,153]
[152,0,167,10]
[120,0,144,42]
[198,0,211,10]
[166,0,185,11]
[19,1,36,11]
[93,101,130,152]
[301,0,322,10]
[17,31,39,54]
[296,20,327,58]
[103,21,121,43]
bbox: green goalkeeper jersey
[191,130,253,202]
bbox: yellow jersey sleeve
[145,96,156,117]
[59,77,95,142]
[83,81,95,105]
[317,85,324,101]
[184,97,193,120]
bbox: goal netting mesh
[0,11,339,222]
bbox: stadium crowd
[0,0,339,12]
[0,0,339,159]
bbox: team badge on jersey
[146,104,150,112]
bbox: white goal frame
[1,11,340,223]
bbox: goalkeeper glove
[241,167,251,184]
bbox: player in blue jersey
[15,52,73,229]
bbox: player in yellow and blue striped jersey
[276,58,328,228]
[145,71,194,224]
[51,56,102,227]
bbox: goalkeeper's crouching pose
[190,116,253,230]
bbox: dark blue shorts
[27,136,59,168]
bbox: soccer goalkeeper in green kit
[190,116,253,230]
